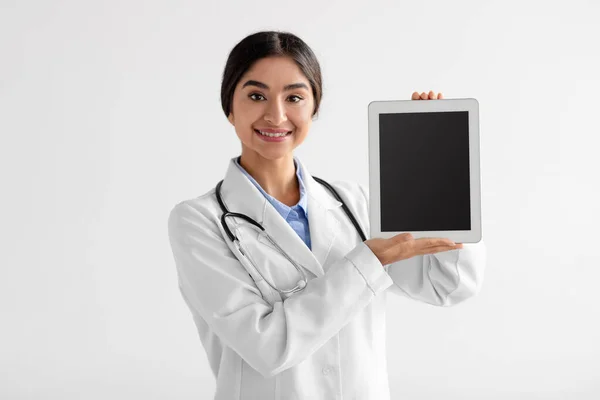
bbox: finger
[428,90,436,100]
[420,92,428,100]
[437,93,444,99]
[417,238,455,248]
[419,245,460,255]
[411,92,421,100]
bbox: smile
[254,129,292,137]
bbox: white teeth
[257,130,290,137]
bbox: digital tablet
[367,98,482,243]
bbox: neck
[239,151,300,206]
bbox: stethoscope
[215,176,367,296]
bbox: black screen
[379,111,471,231]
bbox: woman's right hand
[364,233,463,266]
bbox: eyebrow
[241,80,309,91]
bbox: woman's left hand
[412,90,443,100]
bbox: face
[227,56,315,162]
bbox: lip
[254,128,292,133]
[254,129,292,142]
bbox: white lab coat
[167,156,486,400]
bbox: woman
[167,30,486,400]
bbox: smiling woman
[220,32,322,200]
[167,30,486,400]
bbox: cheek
[297,118,311,131]
[290,110,313,128]
[232,107,259,132]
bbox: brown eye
[249,93,265,101]
[288,95,303,103]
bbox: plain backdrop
[1,0,599,399]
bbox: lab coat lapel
[219,156,342,279]
[300,158,343,272]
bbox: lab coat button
[322,367,330,375]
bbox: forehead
[239,56,310,89]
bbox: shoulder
[167,186,221,238]
[322,179,371,238]
[318,178,369,216]
[323,179,368,204]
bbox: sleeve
[167,202,394,378]
[358,184,486,307]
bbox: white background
[2,0,599,399]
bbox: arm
[167,202,393,378]
[359,184,486,307]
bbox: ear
[227,112,234,126]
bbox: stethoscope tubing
[215,176,366,296]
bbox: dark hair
[220,31,323,118]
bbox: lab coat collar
[219,155,343,278]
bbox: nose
[264,98,288,126]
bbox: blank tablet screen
[379,111,471,232]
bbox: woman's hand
[412,90,443,100]
[365,233,463,266]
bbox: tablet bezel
[367,98,482,243]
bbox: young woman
[168,30,486,400]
